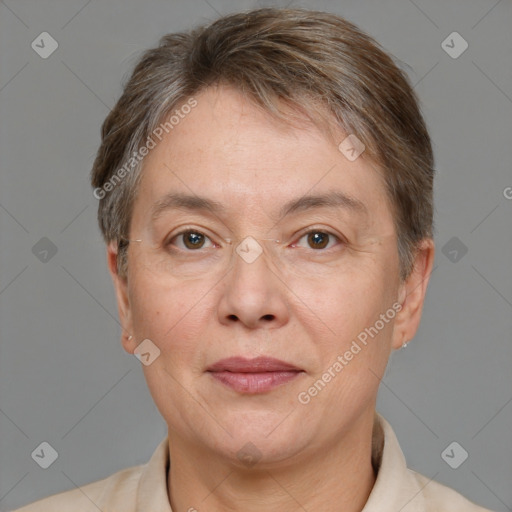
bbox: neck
[167,411,378,512]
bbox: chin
[202,410,314,468]
[226,435,310,470]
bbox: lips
[207,356,301,373]
[207,357,304,393]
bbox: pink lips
[207,357,303,394]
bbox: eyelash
[165,227,345,252]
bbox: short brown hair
[91,8,435,280]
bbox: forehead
[133,86,394,230]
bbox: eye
[294,230,341,250]
[168,230,215,251]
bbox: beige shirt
[13,414,494,512]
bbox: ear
[391,238,435,350]
[106,241,137,355]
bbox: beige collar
[135,412,428,512]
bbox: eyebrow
[150,190,368,222]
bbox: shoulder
[12,463,144,512]
[372,413,496,512]
[410,469,496,512]
[12,435,170,512]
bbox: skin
[107,85,435,512]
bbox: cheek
[291,263,391,331]
[291,266,397,407]
[128,273,216,362]
[296,278,395,418]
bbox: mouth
[206,356,304,394]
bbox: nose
[216,240,290,330]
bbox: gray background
[0,0,511,510]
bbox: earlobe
[122,332,138,354]
[391,238,435,350]
[106,241,136,354]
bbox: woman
[15,8,495,512]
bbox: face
[108,85,434,467]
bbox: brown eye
[168,230,214,251]
[293,230,342,251]
[182,231,205,249]
[307,231,330,249]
